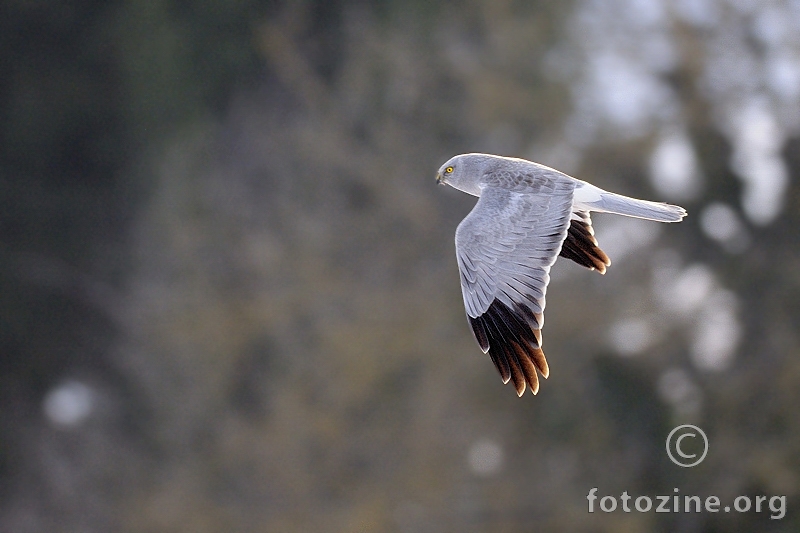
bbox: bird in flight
[437,153,686,397]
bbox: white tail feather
[595,191,687,222]
[573,183,687,222]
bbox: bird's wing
[455,178,575,396]
[559,210,611,274]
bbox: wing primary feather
[494,296,540,347]
[468,315,490,353]
[473,299,551,393]
[487,348,511,384]
[529,345,549,379]
[481,312,512,384]
[513,303,543,344]
[512,341,540,395]
[490,303,529,396]
[498,300,550,379]
[507,349,526,396]
[559,219,610,274]
[493,301,544,395]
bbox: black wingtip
[470,299,549,396]
[559,219,611,274]
[468,315,490,353]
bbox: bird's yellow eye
[445,166,454,174]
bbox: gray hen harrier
[437,153,686,397]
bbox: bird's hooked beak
[435,172,443,185]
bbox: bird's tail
[578,185,687,222]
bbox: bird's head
[435,153,498,196]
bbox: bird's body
[437,153,686,397]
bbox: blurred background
[2,0,800,531]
